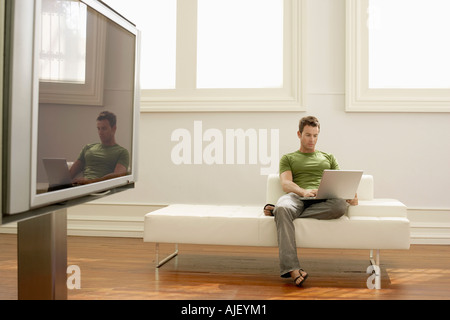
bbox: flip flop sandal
[263,203,275,215]
[294,269,309,287]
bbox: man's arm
[280,171,317,198]
[69,160,84,180]
[101,163,128,180]
[73,163,128,185]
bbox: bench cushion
[144,205,266,246]
[347,199,407,218]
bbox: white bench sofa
[143,174,410,289]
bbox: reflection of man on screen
[70,111,130,185]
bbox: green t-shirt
[279,150,340,189]
[77,143,130,179]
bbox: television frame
[2,0,140,218]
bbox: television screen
[2,0,140,217]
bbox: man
[70,111,129,184]
[264,116,358,287]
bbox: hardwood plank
[1,234,449,300]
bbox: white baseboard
[408,208,450,245]
[0,203,166,238]
[65,203,165,238]
[1,204,449,245]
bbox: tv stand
[17,209,67,300]
[6,184,134,300]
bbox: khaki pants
[273,193,348,277]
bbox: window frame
[140,0,305,112]
[346,0,450,113]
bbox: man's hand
[302,189,318,198]
[72,177,90,185]
[346,193,358,206]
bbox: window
[103,0,177,90]
[368,0,450,89]
[196,0,283,89]
[40,0,87,83]
[346,0,450,112]
[104,0,304,112]
[39,0,107,106]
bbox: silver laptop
[300,170,363,200]
[43,158,73,191]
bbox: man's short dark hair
[299,116,320,133]
[97,111,116,128]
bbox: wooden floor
[1,233,450,300]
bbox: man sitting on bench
[264,116,358,287]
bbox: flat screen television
[2,0,140,218]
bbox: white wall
[97,0,450,211]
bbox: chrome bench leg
[155,243,178,268]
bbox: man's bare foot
[263,204,275,216]
[290,269,308,287]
